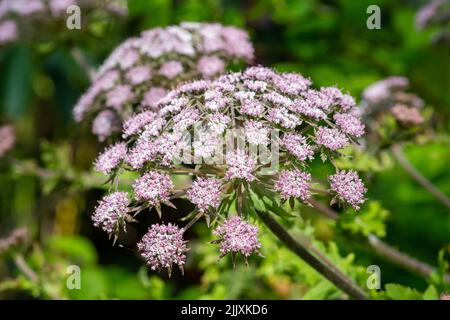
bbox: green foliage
[338,201,390,237]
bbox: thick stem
[256,210,368,300]
[391,144,450,209]
[367,234,450,283]
[309,198,450,284]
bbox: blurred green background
[0,0,449,299]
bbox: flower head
[92,192,130,237]
[92,110,121,142]
[132,171,173,207]
[73,23,254,141]
[94,142,127,175]
[225,150,257,182]
[360,76,426,143]
[329,170,367,210]
[213,216,261,260]
[391,104,424,125]
[280,133,314,162]
[275,170,311,202]
[187,177,222,212]
[315,127,349,151]
[137,223,188,275]
[333,113,365,137]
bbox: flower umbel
[187,177,222,213]
[92,192,130,238]
[137,223,188,275]
[212,216,261,263]
[73,23,254,141]
[329,170,367,210]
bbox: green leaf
[385,284,422,300]
[423,285,439,300]
[338,201,390,237]
[46,235,97,266]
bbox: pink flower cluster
[187,177,222,213]
[225,150,257,182]
[361,76,425,126]
[94,142,127,174]
[132,171,173,207]
[92,66,368,272]
[73,23,254,141]
[391,104,424,125]
[275,170,312,202]
[92,192,130,237]
[137,223,188,274]
[329,170,367,210]
[213,216,261,259]
[280,133,314,162]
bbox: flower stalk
[256,209,368,300]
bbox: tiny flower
[391,104,424,125]
[92,110,121,141]
[280,133,314,162]
[137,223,188,275]
[94,142,127,175]
[197,55,225,78]
[193,130,221,159]
[275,169,311,202]
[97,70,120,90]
[126,66,152,85]
[132,171,173,207]
[273,72,311,95]
[126,139,158,169]
[294,99,327,120]
[302,89,333,111]
[122,111,157,138]
[213,216,261,261]
[142,87,167,110]
[315,127,349,151]
[187,177,222,212]
[263,92,293,108]
[244,120,270,145]
[240,98,265,117]
[225,150,256,182]
[208,112,231,134]
[119,49,140,70]
[329,170,367,210]
[245,80,268,92]
[173,108,201,131]
[92,192,130,237]
[333,113,365,137]
[106,85,134,110]
[159,60,183,79]
[267,107,301,129]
